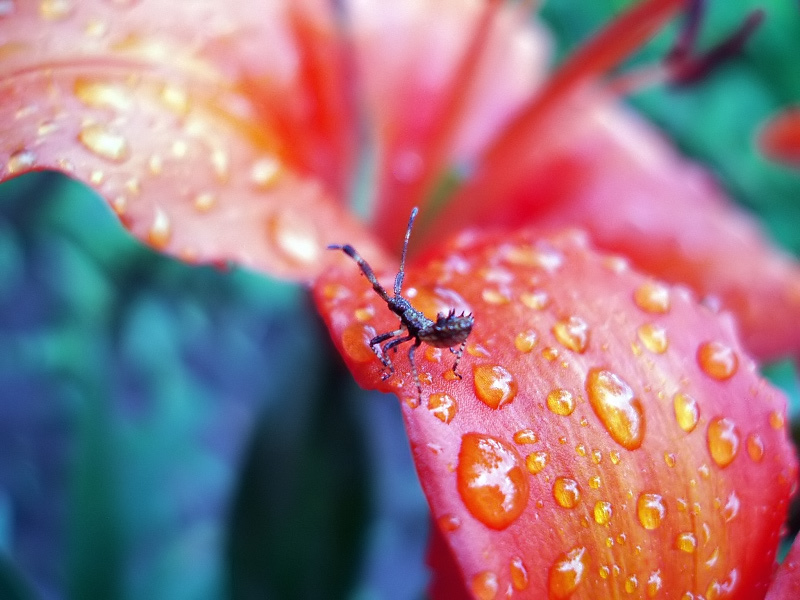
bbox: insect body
[328,207,474,399]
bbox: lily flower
[1,0,799,598]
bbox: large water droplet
[428,393,457,423]
[637,493,666,529]
[513,429,537,444]
[637,323,668,354]
[471,571,498,600]
[547,389,576,416]
[633,281,670,313]
[676,532,697,553]
[510,556,528,591]
[548,547,588,599]
[673,392,699,432]
[457,434,528,530]
[78,123,131,162]
[697,341,738,380]
[625,575,639,594]
[553,316,589,353]
[707,417,740,468]
[526,451,548,474]
[472,365,517,409]
[594,501,612,525]
[586,369,645,450]
[646,571,662,598]
[553,478,581,509]
[341,324,376,363]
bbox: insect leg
[408,338,423,401]
[449,339,468,380]
[380,334,413,380]
[394,207,419,296]
[370,328,405,378]
[328,244,392,302]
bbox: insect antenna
[394,207,418,296]
[327,243,391,302]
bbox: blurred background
[0,1,799,599]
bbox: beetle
[328,207,474,399]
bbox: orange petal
[759,107,800,169]
[315,226,797,599]
[0,0,363,281]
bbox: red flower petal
[315,227,797,598]
[0,0,368,280]
[759,107,800,169]
[765,536,800,599]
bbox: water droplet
[697,341,738,380]
[472,365,517,409]
[74,78,131,110]
[647,571,662,597]
[664,452,676,467]
[673,392,699,432]
[148,154,163,175]
[553,477,581,508]
[588,475,601,489]
[515,329,538,353]
[722,491,740,522]
[594,501,612,525]
[341,324,376,363]
[505,243,563,271]
[637,493,666,529]
[610,451,621,464]
[747,433,764,462]
[637,323,668,354]
[266,210,321,266]
[147,208,171,249]
[553,316,589,353]
[482,288,510,305]
[575,444,587,457]
[707,417,740,467]
[6,148,36,174]
[160,84,190,115]
[547,389,576,416]
[510,557,528,591]
[78,123,130,162]
[586,369,645,450]
[525,451,548,475]
[353,306,374,323]
[676,532,697,553]
[513,429,537,444]
[769,411,785,430]
[548,547,587,599]
[193,192,216,213]
[471,571,498,600]
[438,514,460,532]
[428,393,457,423]
[634,281,670,313]
[39,0,74,20]
[457,434,528,530]
[542,346,559,361]
[625,574,639,593]
[520,290,550,310]
[698,463,710,479]
[250,156,282,189]
[210,147,229,181]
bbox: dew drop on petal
[520,290,550,310]
[457,434,528,530]
[625,575,639,594]
[250,156,282,189]
[428,393,457,423]
[6,148,36,174]
[341,324,375,363]
[707,417,740,468]
[74,78,131,110]
[266,210,321,266]
[515,329,538,353]
[438,513,460,531]
[553,316,589,353]
[193,192,216,213]
[526,451,548,475]
[510,556,529,591]
[78,123,131,163]
[637,323,668,354]
[594,501,612,525]
[473,365,518,409]
[39,0,74,21]
[586,369,645,450]
[637,493,666,530]
[722,491,740,522]
[147,208,171,250]
[553,478,581,509]
[697,342,738,380]
[634,281,670,313]
[548,547,588,599]
[673,392,699,433]
[513,429,537,444]
[471,571,498,600]
[647,571,662,597]
[676,532,697,553]
[547,389,576,416]
[746,433,764,462]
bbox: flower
[1,0,799,598]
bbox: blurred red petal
[0,0,364,280]
[438,94,800,361]
[315,226,797,599]
[765,536,800,599]
[759,107,800,168]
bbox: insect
[328,207,474,399]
